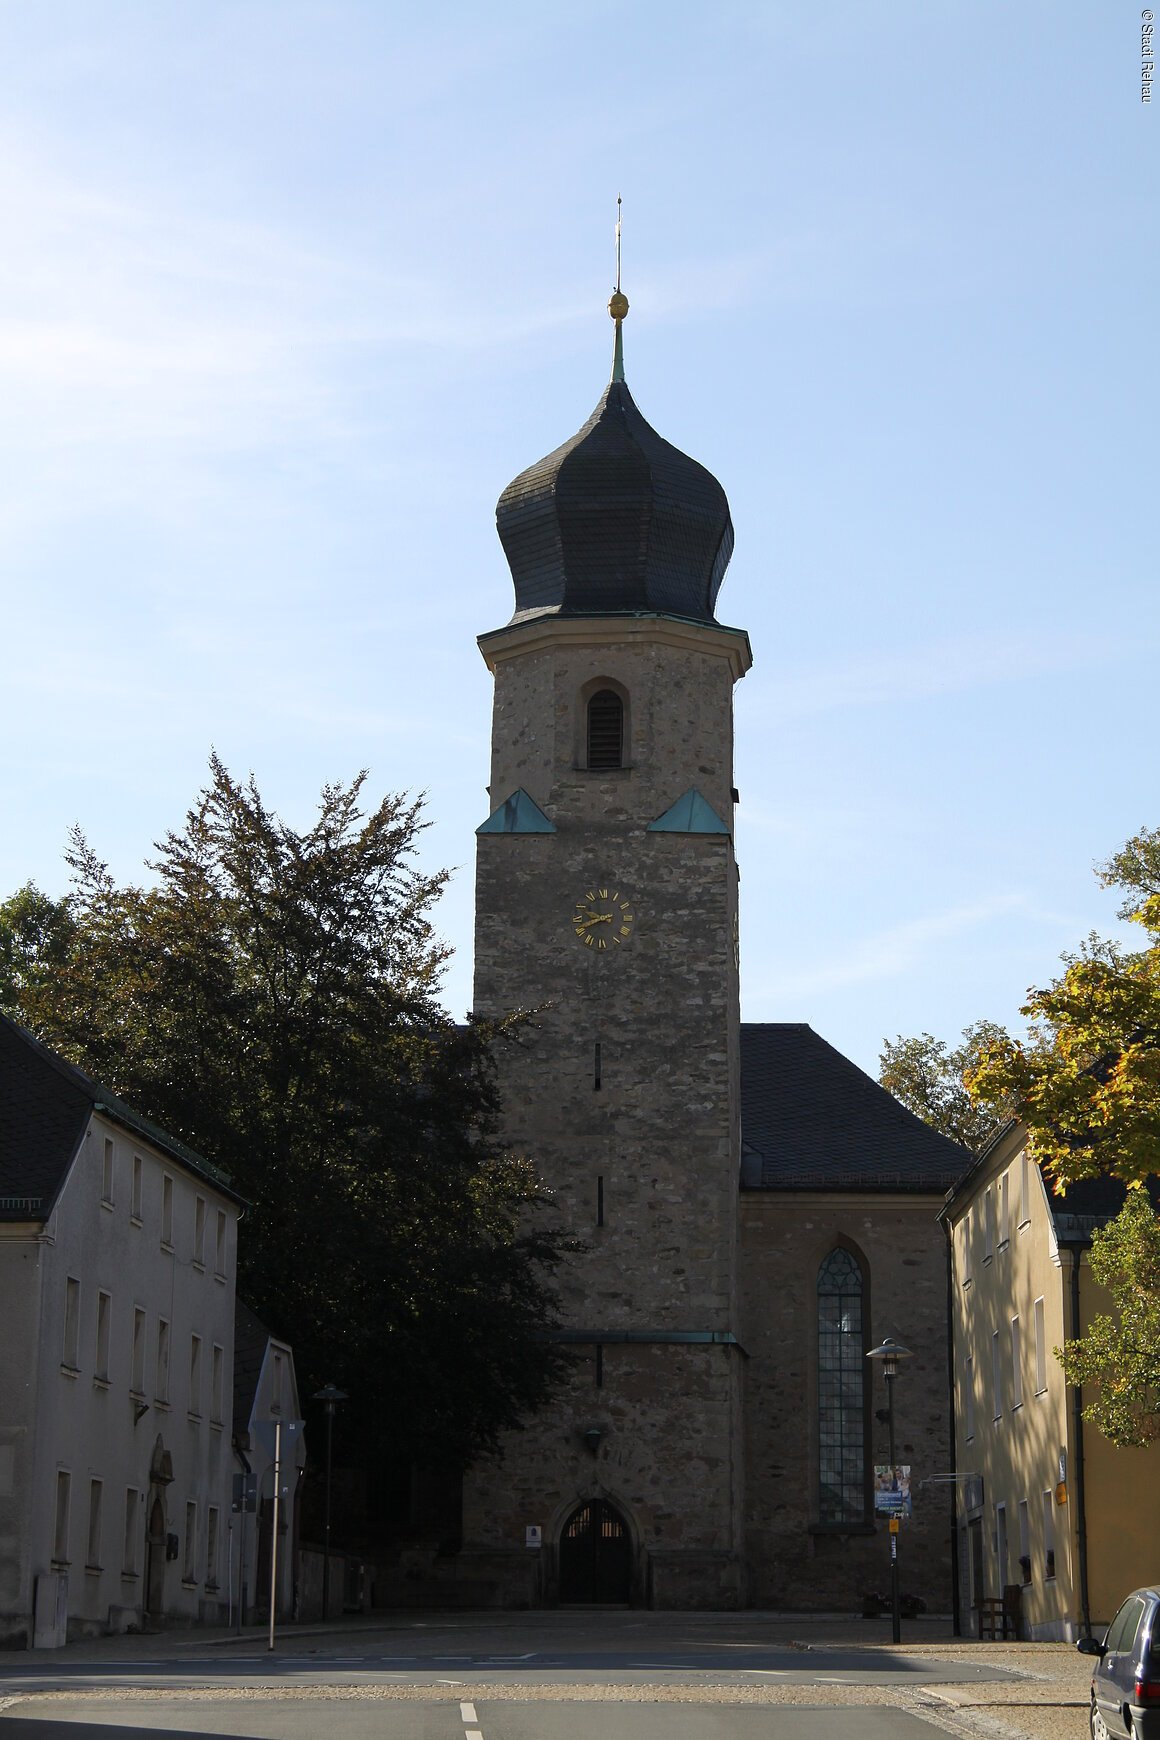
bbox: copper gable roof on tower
[495,284,734,626]
[739,1022,973,1192]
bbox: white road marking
[460,1703,478,1723]
[465,1731,484,1740]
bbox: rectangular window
[86,1478,103,1569]
[984,1188,995,1261]
[1019,1150,1031,1226]
[131,1154,143,1221]
[962,1210,973,1285]
[999,1172,1010,1245]
[1018,1498,1031,1583]
[131,1307,146,1395]
[1034,1297,1047,1393]
[122,1488,139,1576]
[95,1290,111,1382]
[194,1196,206,1267]
[996,1502,1009,1592]
[156,1319,170,1402]
[206,1506,220,1590]
[965,1355,975,1440]
[161,1175,173,1248]
[1042,1489,1057,1579]
[102,1137,115,1206]
[53,1470,71,1563]
[272,1352,284,1416]
[63,1275,81,1369]
[1010,1315,1023,1408]
[596,1175,605,1227]
[183,1501,197,1583]
[189,1335,202,1417]
[992,1329,1003,1419]
[211,1344,224,1424]
[215,1209,227,1277]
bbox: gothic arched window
[817,1247,867,1524]
[586,689,624,770]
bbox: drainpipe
[1068,1245,1092,1639]
[943,1213,961,1637]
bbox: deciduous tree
[1,755,570,1471]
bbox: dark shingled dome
[496,376,734,625]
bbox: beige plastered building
[941,1120,1160,1639]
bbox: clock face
[572,885,634,950]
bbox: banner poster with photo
[873,1465,912,1518]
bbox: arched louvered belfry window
[586,688,624,770]
[817,1247,868,1524]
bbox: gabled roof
[0,1010,244,1219]
[740,1022,974,1192]
[941,1116,1158,1240]
[232,1297,271,1438]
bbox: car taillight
[1133,1679,1160,1703]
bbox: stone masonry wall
[740,1193,954,1614]
[464,625,747,1605]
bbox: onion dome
[496,288,734,626]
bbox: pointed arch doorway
[558,1499,632,1605]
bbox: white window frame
[1010,1315,1023,1409]
[992,1329,1003,1419]
[1033,1297,1047,1394]
[53,1470,72,1564]
[86,1478,103,1570]
[95,1289,111,1383]
[63,1275,81,1370]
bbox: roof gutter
[1065,1241,1093,1639]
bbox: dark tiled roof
[496,376,734,626]
[0,1012,92,1218]
[740,1023,974,1192]
[0,1011,244,1218]
[943,1119,1158,1237]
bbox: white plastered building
[0,1012,245,1646]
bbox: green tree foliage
[1058,1187,1160,1447]
[962,826,1160,1447]
[967,830,1160,1191]
[878,1021,1009,1154]
[0,756,570,1469]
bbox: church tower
[463,275,752,1609]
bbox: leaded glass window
[817,1247,867,1524]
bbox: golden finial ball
[608,290,629,321]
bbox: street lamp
[311,1383,348,1623]
[866,1337,913,1644]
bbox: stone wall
[740,1192,954,1614]
[465,620,748,1605]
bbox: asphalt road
[0,1702,958,1738]
[0,1613,1030,1739]
[0,1639,1013,1692]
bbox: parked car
[1078,1586,1160,1739]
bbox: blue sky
[2,1,1155,1076]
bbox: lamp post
[867,1337,913,1644]
[311,1383,348,1623]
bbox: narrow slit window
[597,1175,605,1227]
[586,690,624,770]
[594,1041,602,1091]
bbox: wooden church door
[559,1499,631,1604]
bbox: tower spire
[608,193,629,384]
